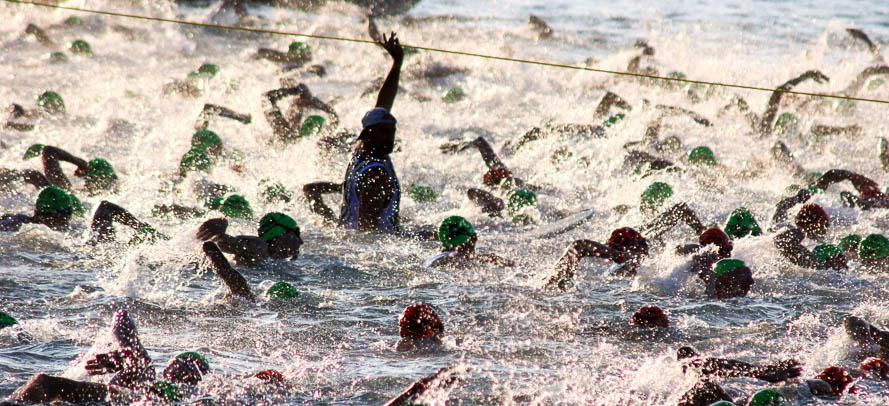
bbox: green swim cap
[713,258,746,277]
[175,351,210,373]
[258,212,298,241]
[667,71,687,80]
[0,310,18,330]
[150,380,182,402]
[85,158,117,188]
[69,39,92,55]
[36,186,73,214]
[724,207,762,239]
[813,243,843,261]
[747,389,786,406]
[259,180,291,203]
[774,113,798,134]
[23,144,44,160]
[439,216,476,249]
[69,194,85,217]
[267,281,299,299]
[64,16,83,26]
[37,91,65,114]
[299,115,325,138]
[603,112,626,128]
[50,52,68,64]
[838,234,862,252]
[442,87,466,103]
[508,189,537,214]
[858,234,889,260]
[191,130,222,152]
[641,182,672,210]
[204,196,223,210]
[709,402,735,406]
[688,146,716,166]
[288,42,311,59]
[219,195,252,219]
[197,63,219,76]
[408,185,438,203]
[179,148,211,175]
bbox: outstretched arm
[41,145,88,190]
[24,23,55,48]
[774,227,819,268]
[194,103,251,130]
[772,188,811,224]
[0,168,50,189]
[815,169,882,197]
[467,188,505,217]
[303,182,341,222]
[843,65,889,96]
[696,357,801,382]
[545,239,619,290]
[202,241,255,301]
[382,367,460,406]
[196,218,266,264]
[374,32,404,110]
[640,202,706,238]
[846,28,885,63]
[91,201,166,243]
[759,70,829,136]
[593,91,631,119]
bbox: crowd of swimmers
[2,8,889,406]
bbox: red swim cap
[632,305,669,328]
[482,167,512,187]
[607,227,649,263]
[399,304,444,340]
[816,366,855,395]
[255,369,284,384]
[796,204,829,238]
[699,227,733,258]
[859,358,889,378]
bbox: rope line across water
[6,0,889,106]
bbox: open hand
[380,32,404,62]
[196,218,228,241]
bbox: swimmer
[4,91,66,132]
[423,216,514,269]
[0,186,75,232]
[813,169,889,210]
[676,380,733,406]
[163,63,221,97]
[196,212,303,267]
[841,65,889,96]
[303,32,404,233]
[529,15,553,39]
[255,41,312,68]
[677,346,802,383]
[440,136,537,191]
[719,70,829,136]
[395,303,444,352]
[201,240,301,303]
[382,366,461,406]
[2,144,118,194]
[631,305,670,328]
[89,201,167,245]
[9,309,209,404]
[263,84,338,143]
[544,227,650,289]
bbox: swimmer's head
[219,195,252,220]
[299,115,326,138]
[288,42,311,59]
[23,144,44,160]
[84,158,118,193]
[858,234,889,262]
[507,189,537,215]
[699,227,733,258]
[606,227,649,264]
[163,352,210,386]
[482,167,513,187]
[815,366,854,395]
[838,234,862,254]
[813,243,846,268]
[631,305,669,328]
[795,204,829,239]
[640,182,672,212]
[399,303,444,340]
[688,146,716,166]
[266,281,299,300]
[746,389,786,406]
[180,148,212,176]
[359,108,397,154]
[37,91,65,115]
[724,207,762,239]
[710,259,753,299]
[69,39,92,55]
[191,130,223,156]
[35,186,73,216]
[439,216,476,250]
[676,346,699,360]
[408,185,438,202]
[259,212,302,259]
[197,63,219,77]
[859,358,889,379]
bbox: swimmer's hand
[73,164,89,177]
[803,70,830,84]
[439,141,472,154]
[196,218,228,241]
[754,359,802,383]
[85,349,138,375]
[380,32,404,62]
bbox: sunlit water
[1,0,889,404]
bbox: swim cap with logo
[191,130,222,152]
[813,243,843,261]
[23,144,44,160]
[858,234,889,260]
[85,158,117,189]
[219,195,252,219]
[724,207,762,239]
[37,91,65,114]
[36,186,73,214]
[69,39,92,55]
[747,389,786,406]
[507,189,537,214]
[179,149,211,175]
[0,311,17,330]
[408,185,437,202]
[288,42,312,59]
[299,115,325,138]
[838,234,862,252]
[258,212,298,241]
[267,281,299,299]
[774,113,798,134]
[688,146,716,166]
[641,182,672,211]
[439,216,476,249]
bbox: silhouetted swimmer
[631,305,669,328]
[194,103,251,132]
[423,216,514,269]
[196,212,303,267]
[0,186,75,232]
[4,91,66,131]
[545,227,650,289]
[89,201,167,245]
[528,15,553,39]
[263,84,338,143]
[844,315,889,358]
[676,379,732,406]
[201,240,301,303]
[2,144,118,195]
[846,28,885,64]
[720,70,829,136]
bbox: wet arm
[12,374,107,404]
[641,202,706,238]
[263,88,298,140]
[774,227,819,268]
[194,103,251,130]
[545,239,617,290]
[374,33,404,110]
[759,70,829,136]
[815,169,881,197]
[846,28,885,63]
[24,23,55,48]
[212,234,268,264]
[843,65,889,96]
[202,241,255,301]
[593,91,631,119]
[772,188,811,224]
[467,188,504,216]
[91,201,165,243]
[303,182,341,222]
[383,367,457,406]
[41,145,88,190]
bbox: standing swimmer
[303,33,404,233]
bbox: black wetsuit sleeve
[0,214,32,232]
[303,182,341,222]
[41,146,88,190]
[202,241,255,301]
[774,228,818,268]
[212,234,268,266]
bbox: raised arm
[774,227,819,268]
[545,239,619,290]
[302,182,341,222]
[640,202,706,238]
[772,188,811,224]
[593,91,631,119]
[846,28,885,63]
[842,65,889,96]
[759,70,829,136]
[814,169,882,197]
[202,241,255,301]
[196,218,267,265]
[40,145,88,190]
[194,103,251,130]
[374,32,404,110]
[91,201,166,243]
